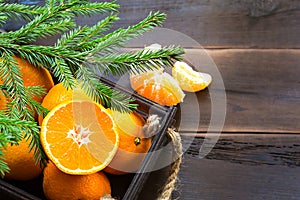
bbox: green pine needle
[75,64,137,113]
[91,45,184,76]
[57,14,119,50]
[0,113,46,176]
[0,133,12,177]
[87,11,167,55]
[0,3,44,24]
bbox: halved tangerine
[130,69,185,106]
[40,100,119,175]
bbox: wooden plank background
[105,1,300,199]
[1,0,300,199]
[177,134,300,199]
[77,0,300,49]
[10,0,299,49]
[177,49,300,133]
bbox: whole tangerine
[3,136,43,181]
[43,162,111,200]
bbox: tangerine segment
[130,70,185,106]
[172,61,212,92]
[41,101,119,175]
[130,69,163,91]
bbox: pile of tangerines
[1,54,211,199]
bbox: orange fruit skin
[14,57,54,100]
[41,101,119,175]
[3,137,43,181]
[43,162,111,200]
[40,83,74,111]
[38,82,90,125]
[0,56,54,110]
[0,91,7,110]
[104,111,152,175]
[130,69,185,106]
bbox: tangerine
[43,162,111,200]
[38,82,89,125]
[104,110,151,175]
[0,56,54,110]
[2,136,43,180]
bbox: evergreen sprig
[86,11,167,55]
[0,0,184,176]
[0,113,45,177]
[92,46,184,75]
[0,51,35,120]
[0,3,43,24]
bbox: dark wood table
[2,1,300,199]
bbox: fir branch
[51,57,77,88]
[14,44,85,62]
[91,46,184,76]
[0,52,34,120]
[25,86,49,117]
[8,12,75,44]
[28,98,49,118]
[24,85,46,99]
[0,114,23,145]
[0,133,12,177]
[81,11,166,54]
[75,65,136,112]
[56,26,90,47]
[23,124,47,167]
[56,14,119,49]
[0,113,47,173]
[2,0,118,44]
[0,3,43,24]
[68,1,119,16]
[2,43,82,88]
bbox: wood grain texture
[175,49,300,133]
[178,158,300,200]
[182,134,300,166]
[113,0,300,48]
[175,134,300,199]
[3,0,300,48]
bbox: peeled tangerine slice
[172,61,212,92]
